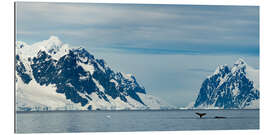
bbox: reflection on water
[16,109,259,133]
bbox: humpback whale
[214,116,226,119]
[195,112,206,118]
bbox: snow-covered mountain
[16,36,174,111]
[192,59,259,109]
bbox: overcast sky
[16,2,259,107]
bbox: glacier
[15,36,174,111]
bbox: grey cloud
[16,2,259,55]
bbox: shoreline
[16,108,260,113]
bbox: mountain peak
[231,58,247,74]
[16,41,30,50]
[193,58,259,109]
[16,36,70,59]
[71,47,94,60]
[33,36,63,51]
[48,36,61,42]
[213,64,229,75]
[234,58,247,67]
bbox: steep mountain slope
[192,59,259,109]
[16,36,173,111]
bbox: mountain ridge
[16,36,174,111]
[191,59,259,109]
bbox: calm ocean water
[15,109,259,133]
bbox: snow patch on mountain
[16,73,82,111]
[137,93,175,110]
[246,66,259,90]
